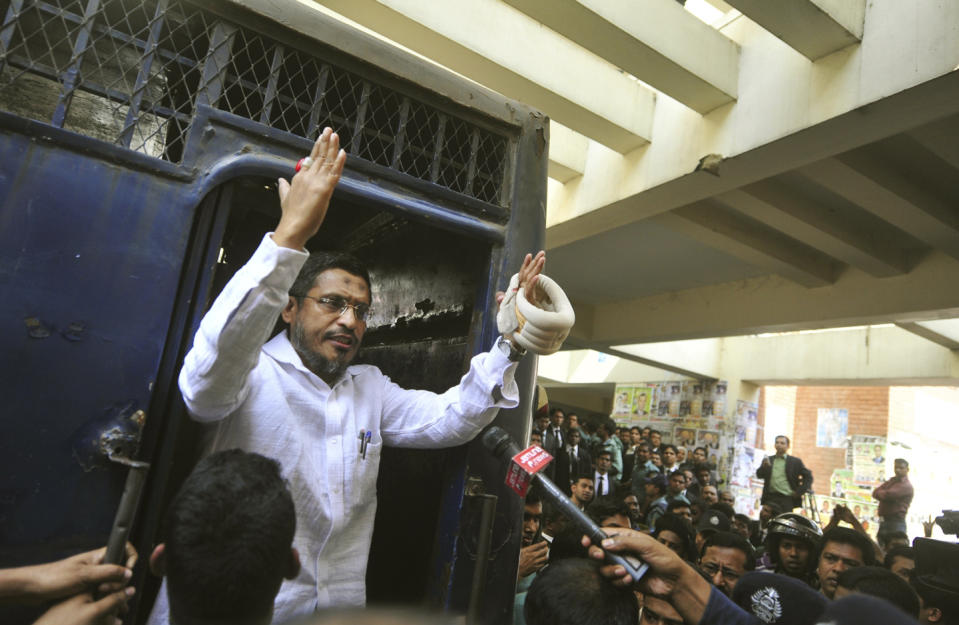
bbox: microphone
[480,426,648,583]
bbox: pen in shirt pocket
[358,429,373,459]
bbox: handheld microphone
[480,426,649,583]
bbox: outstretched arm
[581,528,758,625]
[0,545,136,605]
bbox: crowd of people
[515,407,959,625]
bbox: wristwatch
[496,335,527,362]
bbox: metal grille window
[0,0,510,207]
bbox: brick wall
[787,386,890,496]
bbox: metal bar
[119,0,169,147]
[103,460,150,566]
[306,64,329,138]
[350,80,371,155]
[466,494,497,625]
[31,0,195,65]
[258,44,285,126]
[430,113,447,183]
[196,20,236,110]
[0,0,25,78]
[51,0,102,128]
[4,54,191,123]
[391,96,410,169]
[465,128,480,196]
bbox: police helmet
[766,512,823,545]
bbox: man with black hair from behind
[834,566,920,618]
[525,559,638,625]
[148,449,299,625]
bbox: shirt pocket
[348,439,382,513]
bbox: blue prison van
[0,0,547,622]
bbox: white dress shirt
[149,234,519,623]
[594,470,611,496]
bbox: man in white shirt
[151,129,551,622]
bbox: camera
[934,510,959,536]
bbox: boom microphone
[480,426,649,582]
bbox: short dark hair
[596,417,616,435]
[549,525,591,562]
[653,513,698,562]
[710,502,736,520]
[667,499,691,514]
[820,527,876,566]
[662,444,677,454]
[775,435,790,445]
[878,530,909,550]
[694,446,707,455]
[525,559,638,625]
[883,545,915,569]
[702,531,756,570]
[289,251,372,299]
[893,458,908,467]
[837,566,920,617]
[913,584,959,625]
[587,500,631,527]
[164,450,296,622]
[550,407,565,417]
[649,429,660,437]
[596,450,612,460]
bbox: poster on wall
[816,408,848,448]
[829,468,854,498]
[851,437,888,489]
[632,387,654,417]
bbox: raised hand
[274,127,347,250]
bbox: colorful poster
[851,437,887,489]
[697,429,721,450]
[674,426,696,448]
[816,408,848,448]
[829,468,854,499]
[631,387,654,417]
[730,446,758,487]
[612,386,634,417]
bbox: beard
[289,323,356,382]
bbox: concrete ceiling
[304,0,959,360]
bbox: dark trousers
[765,492,797,513]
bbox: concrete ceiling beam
[720,181,911,277]
[895,322,959,351]
[724,0,864,60]
[313,0,655,153]
[656,202,838,287]
[579,250,959,346]
[800,152,959,262]
[546,70,959,250]
[563,337,719,382]
[502,0,739,114]
[548,121,588,183]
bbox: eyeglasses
[700,561,742,583]
[297,294,373,322]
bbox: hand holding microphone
[481,427,648,583]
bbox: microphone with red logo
[481,426,649,582]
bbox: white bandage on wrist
[496,273,575,356]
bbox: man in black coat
[755,435,813,512]
[554,428,591,494]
